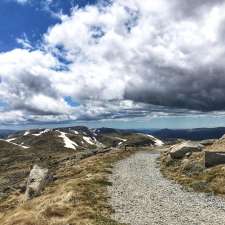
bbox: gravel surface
[108,151,225,225]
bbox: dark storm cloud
[125,63,225,111]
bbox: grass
[0,149,133,225]
[160,151,225,195]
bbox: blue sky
[0,0,98,52]
[1,0,225,130]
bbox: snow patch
[73,130,79,135]
[24,131,30,136]
[6,138,17,142]
[92,129,98,136]
[146,134,164,146]
[115,137,127,142]
[115,137,127,147]
[83,136,94,145]
[4,138,29,149]
[32,129,50,136]
[58,131,78,150]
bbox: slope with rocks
[161,135,225,194]
[0,147,134,225]
[0,126,163,201]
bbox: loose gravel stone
[108,151,225,225]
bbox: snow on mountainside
[1,138,29,149]
[58,131,78,150]
[32,129,50,136]
[0,126,164,202]
[3,126,163,151]
[83,136,95,145]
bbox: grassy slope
[161,150,225,195]
[0,149,133,225]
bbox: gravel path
[108,151,225,225]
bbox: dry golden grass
[0,149,133,225]
[161,150,225,195]
[205,137,225,152]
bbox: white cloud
[0,48,74,117]
[44,0,225,110]
[2,0,225,124]
[14,0,29,4]
[0,110,26,124]
[16,34,32,49]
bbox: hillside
[0,126,164,225]
[0,126,163,200]
[161,134,225,195]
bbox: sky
[1,0,225,130]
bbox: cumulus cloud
[2,0,225,124]
[44,0,225,110]
[0,49,73,119]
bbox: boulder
[205,151,225,168]
[25,165,49,200]
[170,141,203,159]
[200,139,215,146]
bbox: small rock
[185,152,192,157]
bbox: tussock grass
[0,149,132,225]
[161,151,225,195]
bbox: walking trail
[108,151,225,225]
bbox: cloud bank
[1,0,225,124]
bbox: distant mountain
[0,130,16,138]
[4,126,163,151]
[137,127,225,141]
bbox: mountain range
[147,127,225,141]
[0,126,163,197]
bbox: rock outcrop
[200,139,215,146]
[170,142,203,159]
[25,165,49,200]
[205,151,225,168]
